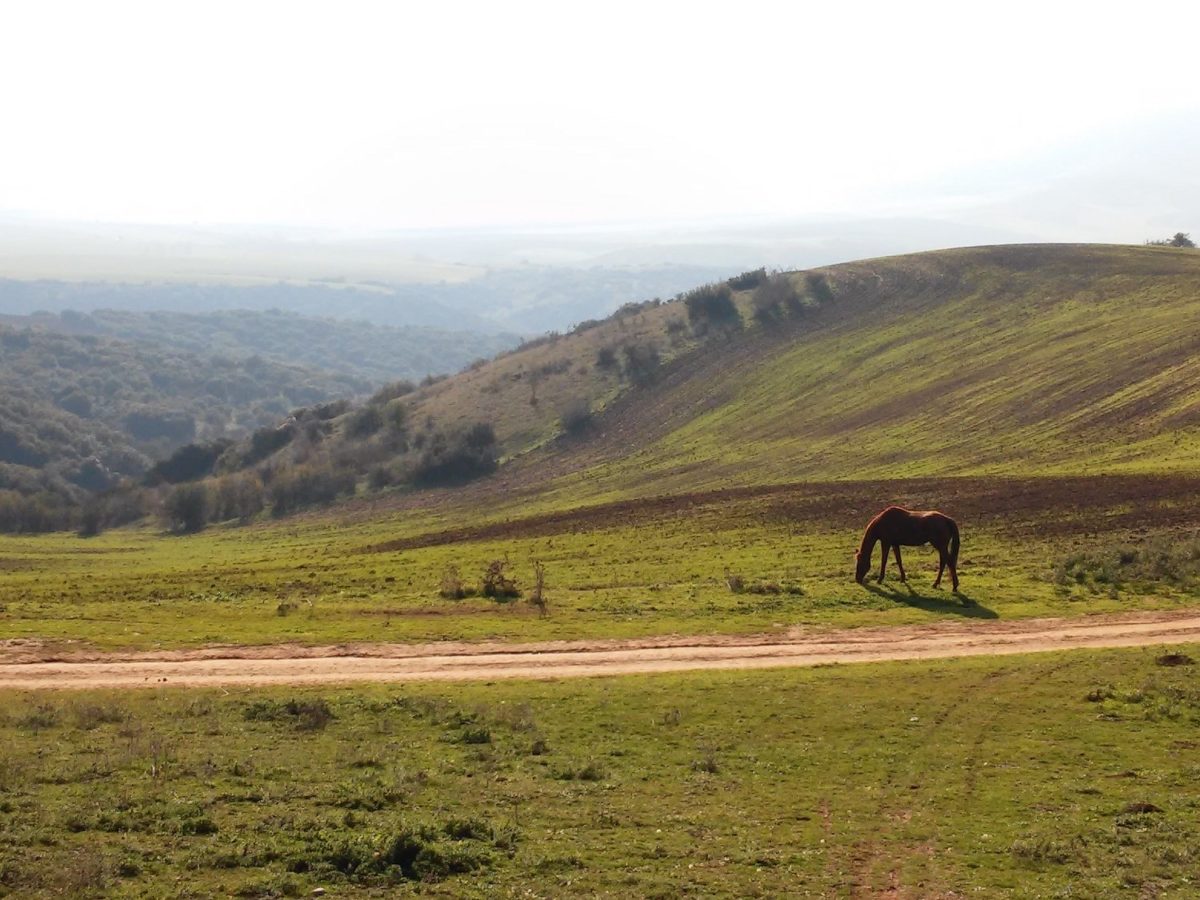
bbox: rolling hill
[403,243,1200,509]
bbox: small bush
[683,283,740,329]
[409,423,498,487]
[595,346,618,370]
[162,482,209,534]
[528,560,548,616]
[482,560,520,600]
[751,273,804,322]
[620,341,661,385]
[345,405,383,439]
[438,565,478,600]
[805,272,835,304]
[727,267,768,291]
[559,399,593,436]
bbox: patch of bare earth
[1,609,1199,691]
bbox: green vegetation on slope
[505,244,1200,505]
[1,647,1197,897]
[0,326,370,527]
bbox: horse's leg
[933,542,946,589]
[877,542,889,582]
[893,545,907,582]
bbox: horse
[854,506,960,591]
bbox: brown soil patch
[365,473,1200,553]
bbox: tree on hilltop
[1146,232,1196,248]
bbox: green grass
[2,645,1198,897]
[3,475,1200,651]
[540,246,1200,504]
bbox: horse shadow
[862,581,998,619]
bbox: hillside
[0,327,371,523]
[13,242,1200,534]
[0,308,519,385]
[401,243,1200,505]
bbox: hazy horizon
[3,1,1198,241]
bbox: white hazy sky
[3,0,1198,230]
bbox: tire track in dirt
[841,659,1078,897]
[1,610,1198,691]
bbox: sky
[3,0,1199,233]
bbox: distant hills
[0,308,520,385]
[0,326,371,520]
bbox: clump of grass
[691,750,720,774]
[17,703,60,732]
[1054,536,1200,595]
[555,760,606,781]
[724,571,800,596]
[1011,835,1087,865]
[71,701,127,730]
[1156,653,1194,667]
[243,698,335,731]
[456,726,493,745]
[301,818,508,882]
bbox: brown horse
[855,506,960,591]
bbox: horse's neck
[858,527,878,557]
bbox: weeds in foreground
[1054,536,1200,596]
[528,560,548,616]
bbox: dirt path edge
[3,609,1199,691]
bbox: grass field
[2,645,1198,897]
[4,474,1200,651]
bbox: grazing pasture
[0,646,1197,897]
[3,474,1200,652]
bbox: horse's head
[854,548,868,584]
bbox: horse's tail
[948,517,960,565]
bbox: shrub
[528,560,548,615]
[439,565,475,600]
[595,346,618,370]
[409,423,498,487]
[727,267,767,291]
[345,405,383,439]
[805,272,835,304]
[559,398,593,435]
[146,440,232,485]
[482,559,520,600]
[267,464,356,516]
[620,341,661,385]
[163,482,209,533]
[212,472,264,522]
[370,380,416,404]
[752,274,804,322]
[683,283,740,328]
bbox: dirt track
[2,610,1199,691]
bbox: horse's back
[872,506,955,544]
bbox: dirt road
[2,610,1199,691]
